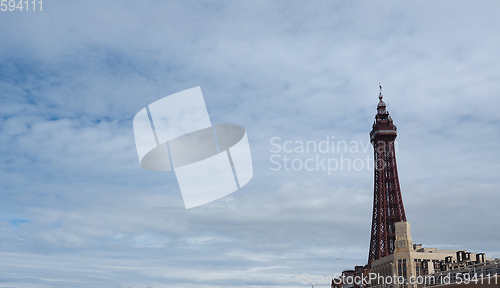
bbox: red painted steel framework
[368,91,407,265]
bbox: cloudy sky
[1,1,500,287]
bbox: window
[397,259,407,279]
[434,262,441,269]
[415,259,422,276]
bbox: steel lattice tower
[368,88,407,265]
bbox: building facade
[370,221,495,288]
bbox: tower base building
[333,220,498,288]
[369,221,497,288]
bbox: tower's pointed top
[377,83,386,109]
[379,82,383,98]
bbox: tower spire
[368,88,407,265]
[377,83,387,114]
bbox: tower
[368,87,407,265]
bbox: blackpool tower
[368,86,407,265]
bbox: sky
[1,1,500,287]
